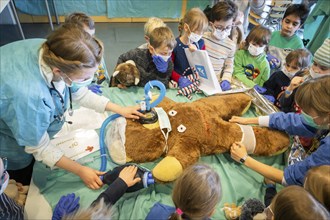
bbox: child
[203,0,238,91]
[233,25,271,87]
[0,158,24,220]
[304,165,330,211]
[116,26,176,88]
[268,4,310,71]
[171,8,208,89]
[65,12,110,90]
[258,48,312,107]
[145,163,221,220]
[138,17,166,49]
[271,186,329,220]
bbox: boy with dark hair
[268,4,310,71]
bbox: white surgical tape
[105,117,127,164]
[237,124,256,154]
[154,107,172,153]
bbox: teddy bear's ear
[113,70,120,77]
[125,60,136,66]
[134,78,140,85]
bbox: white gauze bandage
[237,124,256,154]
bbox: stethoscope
[50,82,73,123]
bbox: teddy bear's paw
[152,156,183,182]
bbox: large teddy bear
[107,93,290,182]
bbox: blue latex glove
[88,84,103,94]
[152,55,168,73]
[266,53,280,69]
[263,95,275,103]
[220,80,231,91]
[178,77,193,88]
[254,85,267,94]
[52,193,80,220]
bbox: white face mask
[154,107,172,154]
[213,29,231,41]
[189,32,202,43]
[248,44,265,56]
[310,67,330,79]
[281,65,297,79]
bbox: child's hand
[188,43,197,52]
[77,166,105,189]
[266,53,280,69]
[119,166,141,187]
[230,142,248,163]
[288,76,304,91]
[120,105,145,119]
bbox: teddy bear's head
[111,60,140,89]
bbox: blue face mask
[68,76,94,91]
[301,111,319,128]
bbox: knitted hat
[314,38,330,68]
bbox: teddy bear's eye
[168,110,177,117]
[177,124,186,133]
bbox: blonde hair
[41,24,103,76]
[169,163,221,220]
[273,186,329,220]
[286,48,312,70]
[304,165,330,211]
[144,17,166,37]
[178,8,208,36]
[65,12,95,30]
[63,199,113,220]
[295,76,330,117]
[243,25,271,50]
[149,26,176,49]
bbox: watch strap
[240,154,248,164]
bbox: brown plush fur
[110,62,140,89]
[122,93,290,179]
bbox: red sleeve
[201,44,206,50]
[171,52,181,82]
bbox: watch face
[240,158,245,163]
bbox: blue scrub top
[0,39,69,170]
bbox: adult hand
[77,166,105,190]
[230,142,248,163]
[118,166,141,187]
[266,53,280,69]
[52,193,80,220]
[119,105,144,119]
[220,80,231,91]
[88,84,103,95]
[288,76,304,91]
[263,95,275,103]
[152,56,168,73]
[254,84,267,94]
[178,77,192,88]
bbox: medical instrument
[99,80,166,174]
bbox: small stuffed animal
[223,203,242,220]
[110,60,140,89]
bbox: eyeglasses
[0,157,8,190]
[213,25,234,31]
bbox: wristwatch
[240,154,248,164]
[285,89,293,95]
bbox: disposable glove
[220,80,231,91]
[254,85,267,94]
[152,55,168,73]
[263,95,275,103]
[178,77,192,88]
[88,84,103,95]
[52,193,80,220]
[266,53,280,69]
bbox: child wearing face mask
[255,48,312,107]
[203,0,238,91]
[233,25,271,88]
[268,4,310,72]
[116,26,176,88]
[171,8,208,89]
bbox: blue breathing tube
[99,80,166,172]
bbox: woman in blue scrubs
[0,24,143,189]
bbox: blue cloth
[0,39,69,170]
[173,37,205,76]
[145,202,175,220]
[269,113,330,186]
